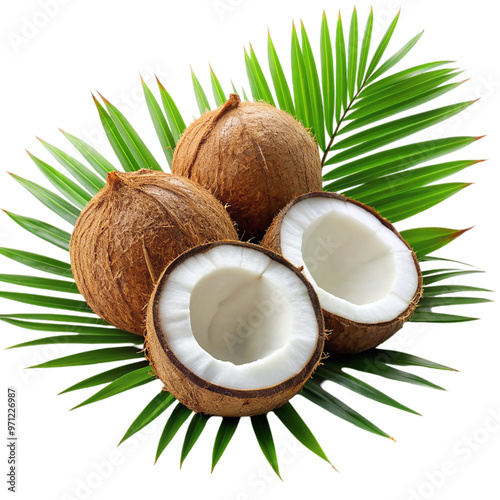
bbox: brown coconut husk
[261,192,423,354]
[70,169,238,336]
[145,241,325,417]
[171,94,322,241]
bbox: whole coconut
[171,94,322,241]
[70,169,238,335]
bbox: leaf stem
[321,88,361,167]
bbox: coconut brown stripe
[70,170,238,336]
[261,191,423,354]
[146,241,325,417]
[171,94,322,241]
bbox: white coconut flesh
[279,196,419,324]
[155,244,320,390]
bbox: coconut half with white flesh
[146,241,325,417]
[262,192,423,354]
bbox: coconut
[70,169,238,335]
[146,241,325,417]
[262,192,423,354]
[171,94,322,241]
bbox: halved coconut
[262,192,423,354]
[146,241,325,417]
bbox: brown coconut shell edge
[261,191,423,355]
[145,241,325,417]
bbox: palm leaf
[274,402,332,465]
[347,7,358,102]
[249,44,275,106]
[291,22,312,129]
[155,403,192,463]
[411,311,478,322]
[8,334,140,349]
[2,210,71,251]
[300,21,325,149]
[8,172,80,225]
[191,68,211,114]
[211,417,240,472]
[120,390,176,445]
[364,10,400,82]
[0,291,90,313]
[60,361,150,395]
[29,346,143,368]
[327,357,445,391]
[357,349,456,371]
[356,8,373,89]
[316,366,420,415]
[0,274,78,293]
[97,93,163,172]
[320,11,335,136]
[210,65,226,106]
[251,414,281,479]
[157,77,186,142]
[335,12,347,122]
[302,381,392,439]
[423,284,492,297]
[142,77,175,165]
[0,248,72,277]
[419,296,492,308]
[180,413,211,467]
[345,160,481,203]
[0,317,136,337]
[324,136,482,187]
[268,30,295,116]
[71,366,155,410]
[60,129,116,179]
[401,227,471,258]
[0,313,106,324]
[93,95,140,172]
[38,138,105,195]
[367,30,423,83]
[27,152,91,208]
[373,182,470,223]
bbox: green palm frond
[0,9,491,479]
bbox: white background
[1,1,499,499]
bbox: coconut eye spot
[301,211,396,306]
[189,268,293,365]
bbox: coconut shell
[171,94,322,241]
[145,241,325,417]
[70,169,238,335]
[261,192,423,354]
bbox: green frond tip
[191,67,211,115]
[302,380,393,439]
[0,247,72,278]
[212,417,240,473]
[274,402,334,467]
[155,403,192,464]
[8,172,80,226]
[27,346,143,368]
[251,414,282,480]
[180,413,211,468]
[402,227,472,258]
[60,361,150,395]
[96,92,163,172]
[70,366,155,410]
[2,209,71,251]
[315,366,420,416]
[119,390,176,445]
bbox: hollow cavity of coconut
[70,169,238,335]
[262,192,423,354]
[146,241,325,417]
[171,94,322,241]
